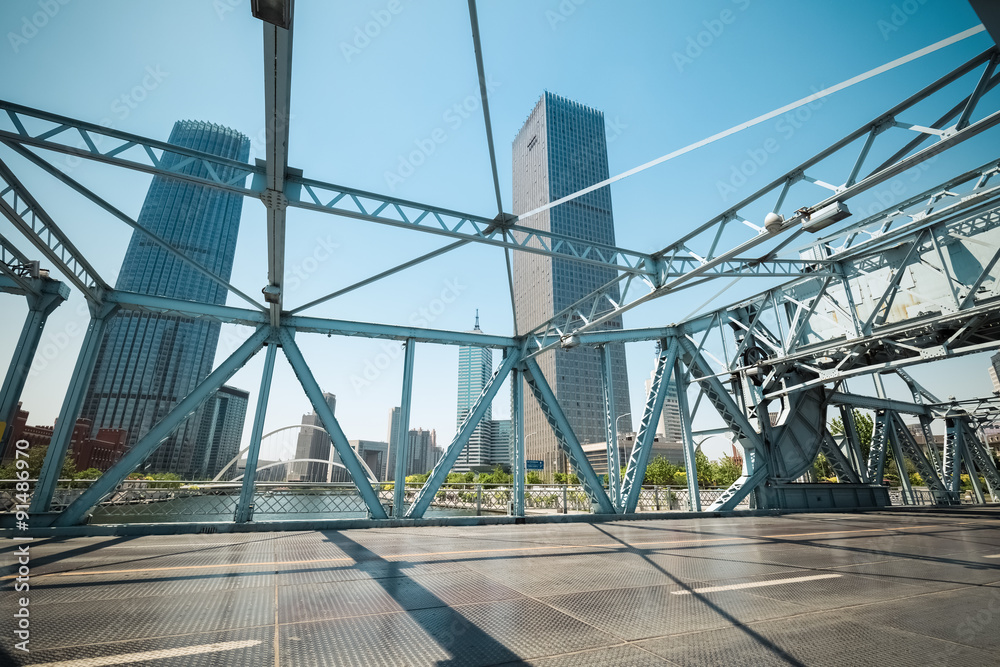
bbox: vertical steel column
[600,344,621,511]
[510,366,525,517]
[278,327,388,519]
[887,418,914,505]
[961,437,986,504]
[621,341,677,513]
[942,418,962,495]
[838,405,868,482]
[521,356,616,514]
[675,359,701,511]
[866,410,890,485]
[392,339,415,519]
[234,341,277,523]
[30,301,115,513]
[406,350,519,518]
[0,282,68,457]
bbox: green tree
[829,410,874,459]
[714,455,743,486]
[694,450,715,487]
[74,468,103,480]
[0,446,76,481]
[526,471,544,484]
[812,452,835,482]
[644,455,679,485]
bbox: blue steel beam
[521,356,616,515]
[0,277,68,456]
[5,142,266,312]
[0,155,107,299]
[234,341,277,523]
[104,290,517,348]
[278,327,388,519]
[30,301,116,513]
[51,326,271,525]
[510,366,525,517]
[258,5,294,327]
[0,230,38,295]
[600,344,621,510]
[392,339,415,518]
[406,350,519,519]
[621,341,677,513]
[675,358,701,511]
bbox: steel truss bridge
[2,1,1000,530]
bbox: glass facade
[512,93,633,473]
[194,384,249,480]
[455,318,494,471]
[80,120,250,478]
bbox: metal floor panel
[540,584,813,641]
[3,626,275,667]
[636,611,997,666]
[4,511,1000,666]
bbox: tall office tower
[455,313,494,472]
[193,385,249,480]
[490,419,512,466]
[80,121,250,477]
[386,406,403,480]
[292,392,337,482]
[408,427,436,476]
[512,93,632,473]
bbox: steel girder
[405,350,520,518]
[234,342,277,523]
[521,356,617,514]
[522,49,1000,358]
[0,154,107,300]
[50,327,271,525]
[621,340,677,513]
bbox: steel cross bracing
[3,2,1000,528]
[522,47,1000,358]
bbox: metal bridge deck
[3,510,1000,666]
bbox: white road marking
[671,573,842,595]
[984,554,1000,559]
[33,640,261,666]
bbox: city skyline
[2,1,996,464]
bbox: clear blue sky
[1,0,997,462]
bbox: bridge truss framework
[2,2,1000,529]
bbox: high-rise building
[193,385,249,480]
[455,313,494,472]
[292,392,337,482]
[407,427,437,477]
[512,92,632,473]
[79,121,250,477]
[491,419,512,466]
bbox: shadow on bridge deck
[2,508,999,665]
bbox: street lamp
[615,413,631,437]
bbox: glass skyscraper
[80,121,250,478]
[512,92,633,474]
[455,314,494,472]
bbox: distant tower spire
[474,309,480,331]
